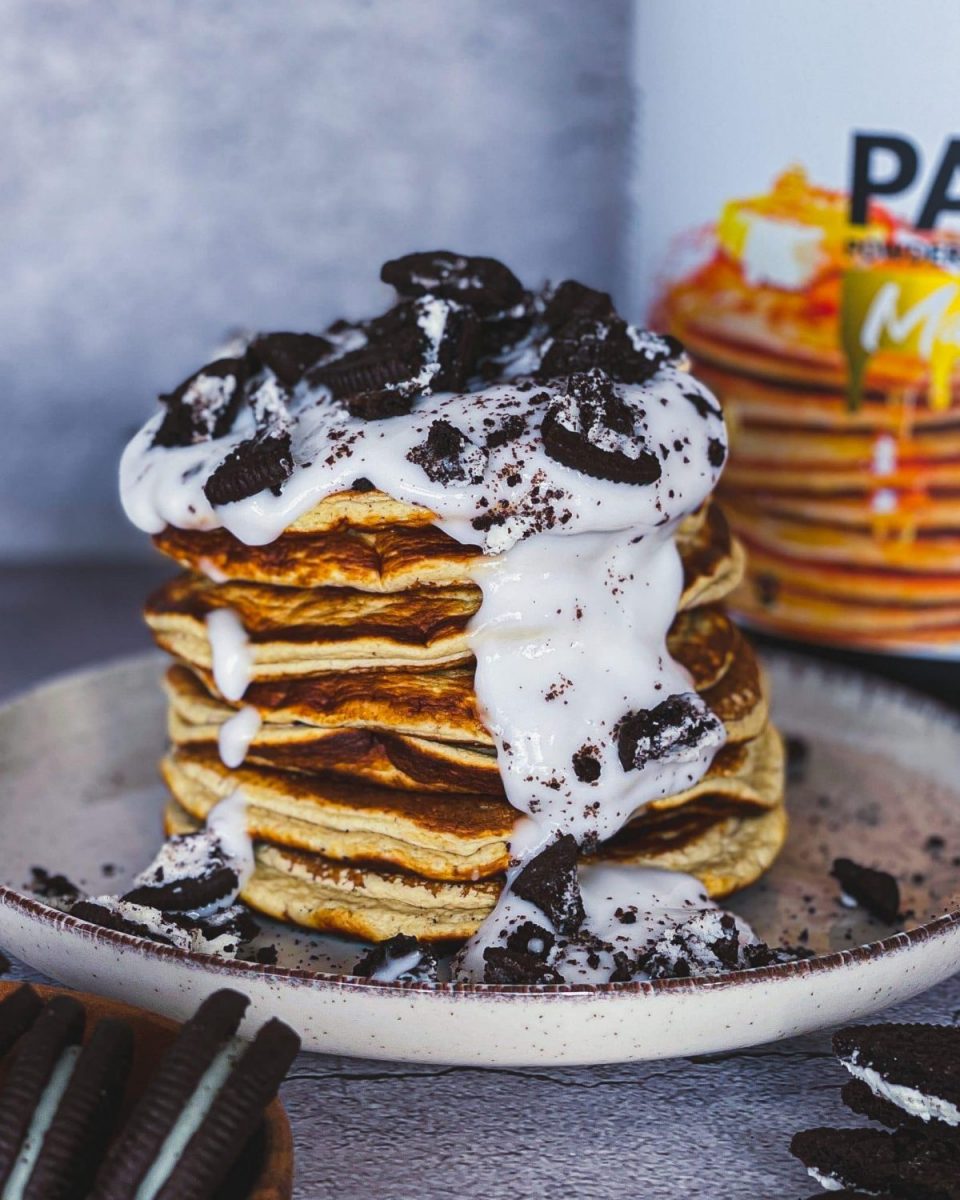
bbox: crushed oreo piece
[785,735,810,784]
[203,429,293,506]
[247,332,333,386]
[352,934,437,983]
[538,312,680,385]
[683,387,722,420]
[707,437,726,468]
[640,911,746,980]
[572,745,602,783]
[540,369,662,486]
[543,280,616,328]
[29,868,81,902]
[741,941,816,968]
[407,419,488,485]
[351,476,376,492]
[511,834,585,935]
[484,412,527,449]
[832,858,901,924]
[483,946,563,985]
[616,692,724,772]
[121,833,239,914]
[381,250,524,312]
[153,358,248,448]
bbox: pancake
[164,788,787,936]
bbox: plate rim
[1,648,958,1000]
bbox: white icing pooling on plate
[454,864,755,984]
[217,705,262,768]
[205,608,252,702]
[2,1046,82,1200]
[845,1060,960,1127]
[368,948,427,983]
[132,1040,244,1200]
[121,353,732,983]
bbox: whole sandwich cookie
[90,988,299,1200]
[834,1024,960,1129]
[790,1126,960,1199]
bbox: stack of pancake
[657,168,960,655]
[148,489,785,943]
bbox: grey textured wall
[0,0,633,559]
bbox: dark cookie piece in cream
[381,250,524,312]
[540,369,663,486]
[483,921,562,985]
[153,358,249,449]
[511,834,586,935]
[616,692,724,773]
[247,332,333,387]
[407,419,488,486]
[832,857,901,924]
[203,430,294,506]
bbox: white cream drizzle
[217,705,262,768]
[205,608,252,702]
[121,348,736,983]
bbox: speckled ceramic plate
[0,652,957,1065]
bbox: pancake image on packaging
[119,248,790,979]
[656,167,960,660]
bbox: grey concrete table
[2,563,958,1199]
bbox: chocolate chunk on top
[153,358,248,449]
[617,692,724,772]
[538,312,680,385]
[543,280,616,328]
[540,369,663,486]
[407,419,488,486]
[832,858,901,924]
[381,250,524,312]
[511,834,585,936]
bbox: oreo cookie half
[834,1023,960,1129]
[0,996,86,1191]
[841,1078,933,1132]
[540,370,662,486]
[247,332,333,387]
[146,1017,299,1200]
[122,832,241,914]
[0,984,43,1060]
[21,1018,133,1200]
[511,834,585,936]
[203,429,293,507]
[616,692,725,773]
[832,858,901,924]
[153,358,248,449]
[89,989,250,1200]
[790,1126,960,1200]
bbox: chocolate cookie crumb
[832,858,901,924]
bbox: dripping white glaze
[205,608,252,702]
[122,357,737,981]
[217,705,262,768]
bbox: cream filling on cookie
[2,1045,82,1200]
[845,1059,960,1127]
[804,1166,847,1192]
[132,1040,244,1200]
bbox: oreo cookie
[153,358,248,449]
[89,989,250,1199]
[21,1018,133,1200]
[540,370,662,486]
[841,1078,932,1131]
[640,911,745,980]
[0,996,86,1191]
[616,692,724,773]
[834,1023,960,1129]
[0,984,43,1059]
[380,250,524,312]
[407,419,488,486]
[203,427,293,507]
[538,313,680,385]
[790,1126,960,1199]
[542,280,616,328]
[832,858,901,924]
[122,832,241,914]
[145,1017,300,1200]
[352,934,437,983]
[247,332,333,386]
[511,834,585,935]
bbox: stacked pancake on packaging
[657,167,960,655]
[121,251,786,980]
